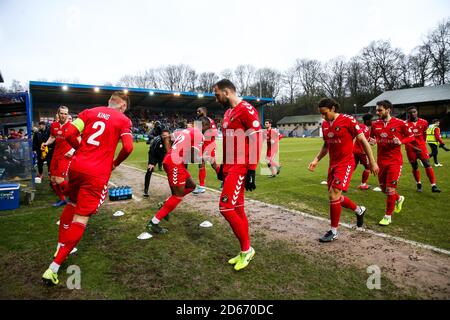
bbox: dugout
[29,81,274,129]
[0,92,35,205]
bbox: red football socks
[199,167,206,187]
[330,199,342,228]
[58,204,76,244]
[54,222,86,265]
[362,169,370,184]
[425,167,436,184]
[220,208,250,252]
[155,195,183,221]
[412,169,421,183]
[340,196,357,211]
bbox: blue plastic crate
[0,183,20,211]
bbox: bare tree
[424,18,450,85]
[295,59,322,97]
[197,72,219,93]
[319,57,347,101]
[408,45,432,87]
[282,67,299,104]
[250,68,282,99]
[10,79,24,92]
[234,64,256,96]
[117,74,135,87]
[360,40,406,92]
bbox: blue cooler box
[0,183,20,211]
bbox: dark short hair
[197,106,207,113]
[265,119,273,124]
[318,98,340,111]
[362,113,373,122]
[161,129,170,134]
[376,100,393,110]
[38,121,46,126]
[407,106,417,112]
[197,116,211,129]
[432,119,439,124]
[214,79,236,92]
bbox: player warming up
[264,119,283,178]
[146,117,213,234]
[213,79,262,270]
[41,106,75,207]
[192,107,218,194]
[309,98,378,242]
[370,100,415,226]
[405,107,441,193]
[42,91,133,286]
[353,114,373,190]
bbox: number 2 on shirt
[87,121,106,146]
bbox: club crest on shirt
[335,127,340,131]
[221,195,228,203]
[390,128,396,132]
[334,179,341,185]
[391,180,397,186]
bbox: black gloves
[245,170,256,192]
[439,143,450,151]
[216,164,224,181]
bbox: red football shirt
[69,106,132,179]
[166,127,204,164]
[265,127,283,156]
[50,121,73,158]
[221,100,262,173]
[406,118,428,148]
[203,117,218,147]
[370,117,414,165]
[353,123,370,154]
[322,114,363,166]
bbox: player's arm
[113,134,134,169]
[42,135,56,150]
[356,133,379,175]
[64,119,83,150]
[308,142,328,172]
[435,127,445,145]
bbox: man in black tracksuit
[143,129,170,197]
[32,121,51,178]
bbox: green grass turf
[126,138,450,250]
[0,181,418,299]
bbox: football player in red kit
[309,98,378,242]
[192,107,218,194]
[405,106,441,193]
[353,113,374,190]
[213,79,262,271]
[42,92,133,286]
[41,106,75,207]
[146,117,214,233]
[264,119,283,178]
[370,100,415,226]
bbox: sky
[1,0,449,88]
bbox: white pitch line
[120,164,450,256]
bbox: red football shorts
[405,144,429,162]
[353,152,370,169]
[378,164,403,191]
[49,156,71,178]
[66,170,109,216]
[163,157,191,187]
[219,171,246,210]
[327,163,355,192]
